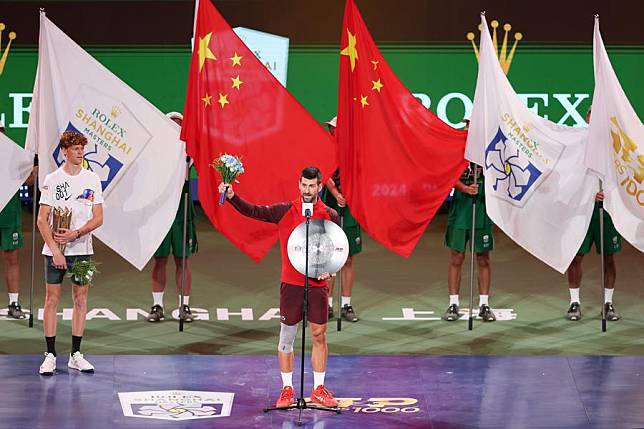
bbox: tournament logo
[610,117,643,207]
[76,188,95,202]
[485,114,563,206]
[118,390,234,421]
[0,22,16,76]
[52,85,152,197]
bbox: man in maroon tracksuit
[218,166,340,408]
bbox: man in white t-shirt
[36,131,103,376]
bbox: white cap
[166,111,184,121]
[325,116,337,128]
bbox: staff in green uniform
[565,104,621,322]
[443,121,496,322]
[0,122,33,319]
[146,112,198,323]
[321,116,361,323]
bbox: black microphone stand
[263,209,341,425]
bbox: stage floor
[1,355,643,428]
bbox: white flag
[26,12,186,270]
[586,18,644,252]
[466,15,597,273]
[0,132,32,212]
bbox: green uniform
[154,181,198,258]
[445,164,494,253]
[0,193,23,251]
[578,201,622,256]
[321,169,362,256]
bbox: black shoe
[180,305,194,323]
[603,302,620,321]
[442,304,460,321]
[478,305,496,322]
[340,305,359,322]
[566,302,582,321]
[328,306,334,320]
[146,304,164,322]
[7,302,26,319]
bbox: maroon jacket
[229,194,340,287]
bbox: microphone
[302,202,313,218]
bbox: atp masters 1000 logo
[610,117,644,207]
[53,85,152,196]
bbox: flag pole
[598,180,606,332]
[336,211,343,332]
[178,156,190,332]
[28,154,38,328]
[468,164,478,331]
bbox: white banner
[25,13,186,270]
[586,18,644,251]
[466,15,596,273]
[0,132,32,213]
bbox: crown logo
[467,20,522,75]
[0,23,17,76]
[110,106,122,118]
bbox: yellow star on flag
[340,29,358,71]
[231,75,243,90]
[360,95,369,108]
[230,52,242,67]
[218,93,229,108]
[371,60,379,70]
[201,93,212,106]
[371,79,384,93]
[198,33,217,72]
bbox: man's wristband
[76,229,82,239]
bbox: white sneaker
[68,352,95,373]
[39,353,56,376]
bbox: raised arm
[218,182,291,224]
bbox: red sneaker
[275,386,295,408]
[310,385,338,407]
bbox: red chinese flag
[337,0,468,257]
[181,0,335,261]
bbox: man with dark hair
[146,112,198,323]
[443,119,496,322]
[321,116,361,322]
[37,130,103,375]
[218,166,340,409]
[0,122,33,319]
[565,108,621,321]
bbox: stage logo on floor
[118,390,234,421]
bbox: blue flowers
[210,153,244,184]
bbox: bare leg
[43,284,61,337]
[448,249,465,296]
[310,322,328,372]
[278,350,294,373]
[174,256,192,296]
[3,250,19,294]
[71,284,89,336]
[567,255,584,289]
[151,256,168,293]
[604,255,616,289]
[476,252,491,295]
[341,256,354,297]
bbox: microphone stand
[264,208,340,425]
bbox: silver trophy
[287,219,349,278]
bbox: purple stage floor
[1,355,643,428]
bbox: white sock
[281,372,293,388]
[313,371,325,389]
[479,295,489,307]
[341,296,351,307]
[569,288,580,304]
[449,295,459,306]
[152,292,164,307]
[604,288,614,304]
[8,293,18,304]
[180,295,190,306]
[328,297,333,307]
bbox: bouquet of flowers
[210,154,244,205]
[66,259,100,286]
